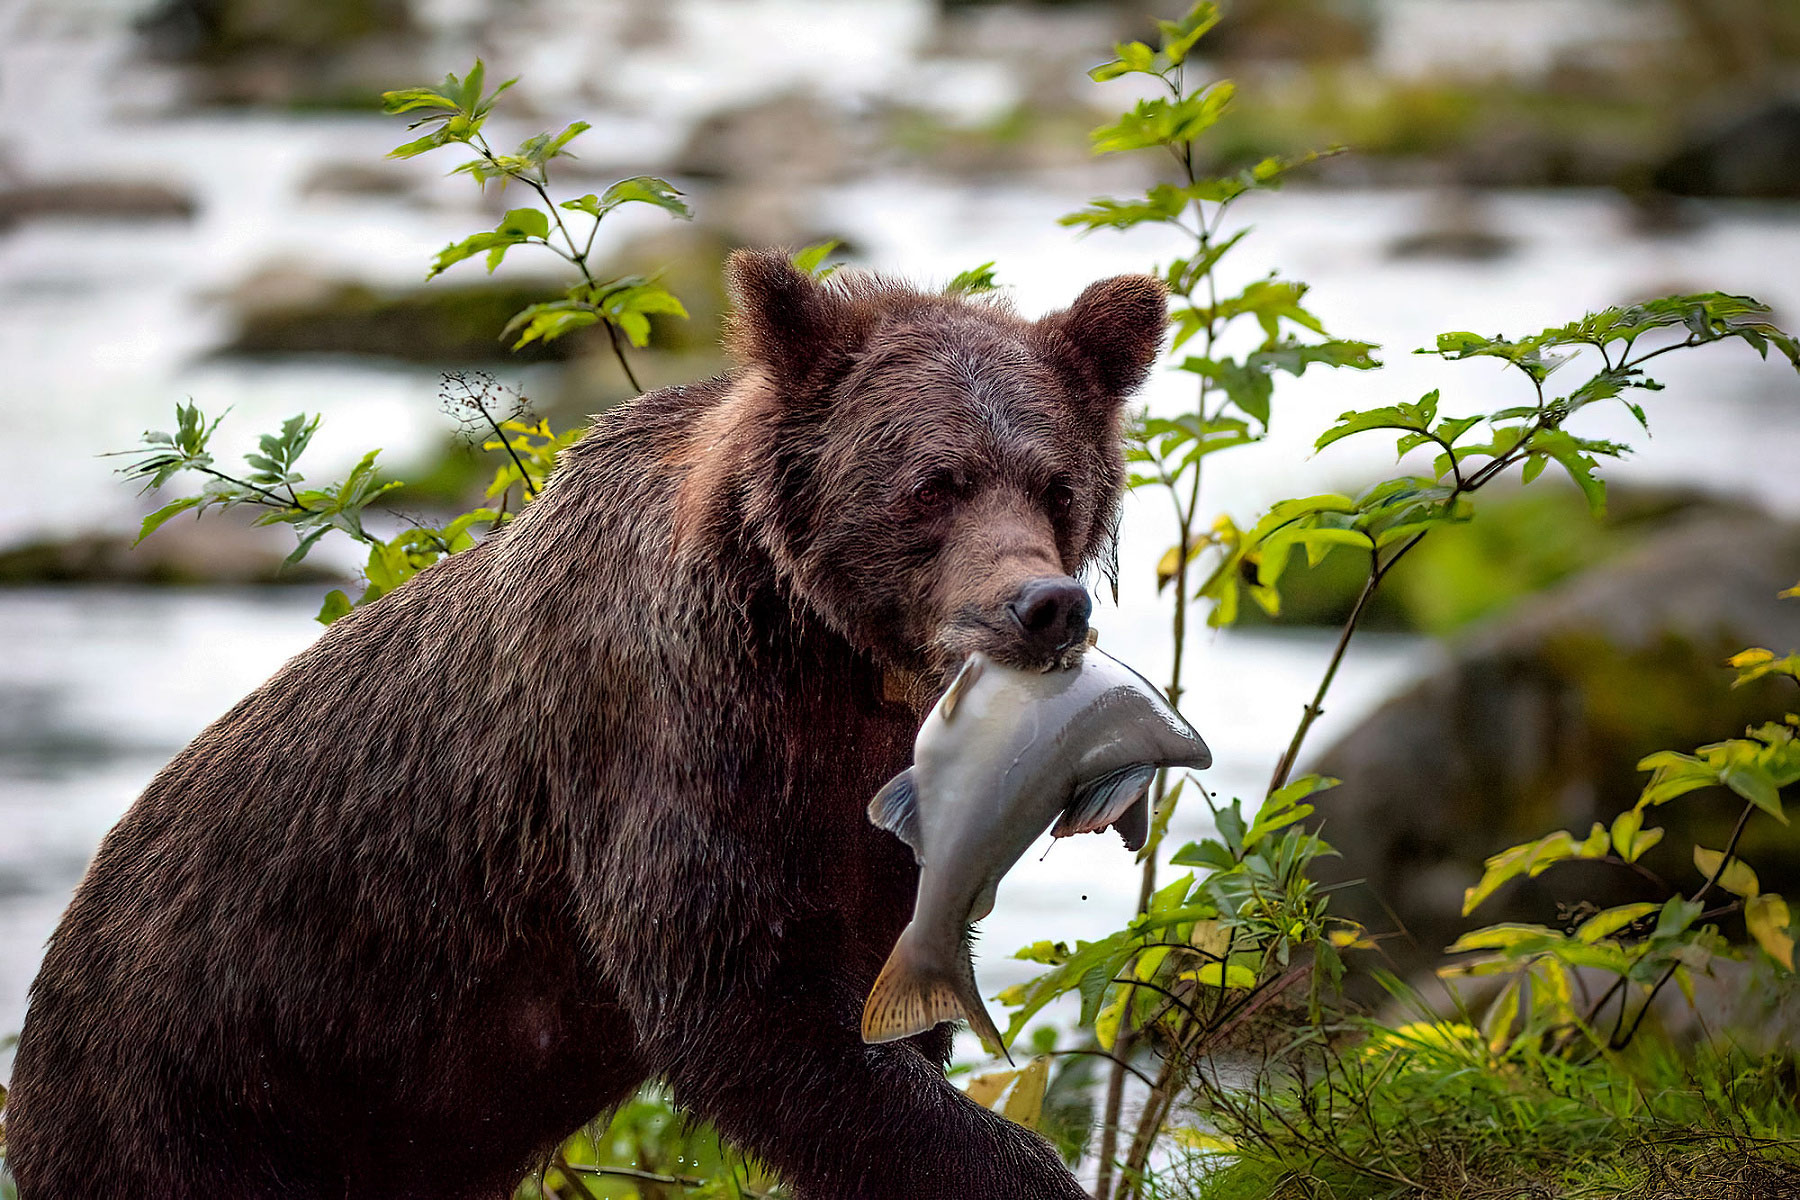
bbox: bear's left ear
[723,248,863,390]
[1034,275,1168,399]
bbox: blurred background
[2,0,1798,1070]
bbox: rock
[1386,189,1515,261]
[138,0,411,60]
[1654,101,1800,200]
[299,162,417,199]
[0,180,196,229]
[220,271,604,364]
[1306,512,1800,973]
[0,519,344,587]
[138,0,419,108]
[675,91,859,186]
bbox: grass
[1160,1016,1800,1200]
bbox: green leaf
[136,496,203,542]
[1089,83,1235,154]
[790,241,841,278]
[1724,764,1787,824]
[562,176,692,222]
[1315,392,1439,453]
[1654,896,1705,939]
[946,262,1000,297]
[1462,831,1581,916]
[1157,3,1221,65]
[502,301,600,349]
[316,589,353,625]
[1522,429,1610,515]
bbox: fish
[860,646,1212,1057]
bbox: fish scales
[861,647,1211,1056]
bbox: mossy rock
[139,0,411,60]
[223,278,605,364]
[1306,511,1800,978]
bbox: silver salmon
[860,647,1211,1056]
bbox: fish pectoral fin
[1110,791,1151,853]
[1052,765,1158,844]
[861,934,1010,1063]
[867,768,924,860]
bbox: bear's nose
[1006,576,1092,658]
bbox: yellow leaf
[1190,919,1228,958]
[965,1066,1019,1109]
[1172,1129,1236,1154]
[1780,581,1799,600]
[1611,808,1642,859]
[1481,978,1521,1054]
[1155,543,1185,592]
[1693,846,1760,898]
[1747,894,1795,970]
[1730,648,1776,668]
[1578,821,1609,857]
[1094,987,1129,1052]
[999,1056,1050,1130]
[1576,902,1659,943]
[1192,962,1257,990]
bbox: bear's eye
[912,473,955,511]
[1046,480,1076,514]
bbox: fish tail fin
[862,932,1011,1064]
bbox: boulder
[0,519,344,587]
[1654,101,1800,200]
[220,271,601,364]
[0,180,196,229]
[1306,512,1800,971]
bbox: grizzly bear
[4,250,1166,1199]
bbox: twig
[1610,800,1759,1050]
[564,1162,780,1199]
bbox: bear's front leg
[660,988,1088,1200]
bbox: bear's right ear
[1034,274,1169,400]
[723,248,854,388]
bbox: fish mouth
[930,607,1088,677]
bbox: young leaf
[946,262,1000,297]
[790,241,842,278]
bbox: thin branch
[1610,800,1759,1050]
[563,1162,780,1199]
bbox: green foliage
[383,59,690,362]
[945,262,1000,297]
[788,241,843,279]
[1174,1001,1800,1200]
[1047,10,1800,1199]
[117,62,692,626]
[514,1086,784,1199]
[1451,588,1800,1054]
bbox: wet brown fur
[5,251,1165,1199]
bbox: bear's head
[675,249,1166,678]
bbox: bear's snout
[1005,576,1091,662]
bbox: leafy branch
[381,60,695,391]
[1051,9,1378,1189]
